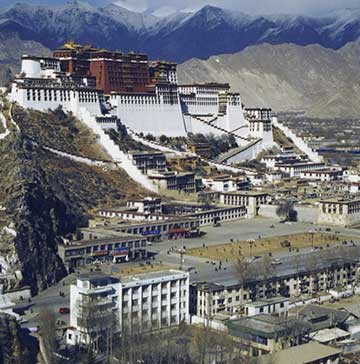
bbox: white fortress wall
[272,117,323,162]
[109,92,187,137]
[11,84,102,117]
[78,108,158,193]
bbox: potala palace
[10,43,274,156]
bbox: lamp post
[309,230,315,250]
[247,238,255,260]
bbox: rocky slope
[1,2,360,62]
[0,313,38,364]
[0,104,150,293]
[178,40,360,118]
[0,30,50,85]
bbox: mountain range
[1,2,360,62]
[178,40,360,118]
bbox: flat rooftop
[253,342,341,364]
[120,269,187,285]
[245,296,288,308]
[63,230,144,248]
[320,197,360,204]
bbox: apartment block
[67,270,189,346]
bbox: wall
[78,108,158,193]
[272,117,323,163]
[109,95,187,137]
[258,204,319,223]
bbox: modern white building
[68,270,190,346]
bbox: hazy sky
[1,0,359,15]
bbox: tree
[276,200,298,222]
[235,254,257,306]
[159,135,168,144]
[197,193,214,208]
[38,309,58,364]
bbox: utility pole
[178,248,185,270]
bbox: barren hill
[178,41,360,118]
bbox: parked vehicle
[58,307,70,314]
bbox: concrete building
[189,143,211,159]
[202,175,250,193]
[127,197,162,214]
[253,342,342,364]
[190,256,359,319]
[244,297,289,317]
[128,151,166,174]
[299,168,344,182]
[226,314,310,356]
[276,161,326,178]
[58,232,148,269]
[88,217,201,241]
[318,198,360,227]
[147,170,196,193]
[67,270,189,346]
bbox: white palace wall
[108,93,187,137]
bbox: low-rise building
[318,197,360,227]
[58,232,148,269]
[190,256,359,319]
[148,170,196,193]
[127,197,162,214]
[244,297,289,317]
[300,168,344,182]
[226,314,310,356]
[128,151,167,174]
[189,143,211,159]
[67,270,189,346]
[88,217,201,241]
[202,175,250,193]
[216,191,269,217]
[276,161,326,177]
[253,342,342,364]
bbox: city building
[244,297,289,317]
[226,314,310,356]
[253,342,342,364]
[147,170,196,193]
[88,217,201,241]
[212,191,269,217]
[67,270,189,346]
[299,168,345,182]
[202,175,250,193]
[318,197,360,227]
[189,143,212,159]
[190,256,359,319]
[276,161,326,178]
[58,232,148,269]
[128,151,167,174]
[126,197,162,214]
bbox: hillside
[0,313,38,364]
[1,3,360,62]
[0,103,150,292]
[178,41,360,118]
[0,31,50,85]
